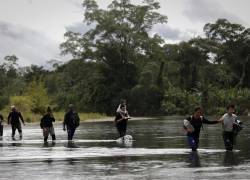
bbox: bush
[8,96,33,113]
[206,88,250,115]
[162,87,200,115]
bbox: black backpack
[71,112,80,128]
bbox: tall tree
[60,0,167,114]
[203,19,250,87]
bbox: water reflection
[66,141,79,148]
[223,151,239,166]
[116,140,133,148]
[9,142,22,147]
[187,151,201,167]
[43,141,56,148]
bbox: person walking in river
[40,106,56,142]
[114,104,130,138]
[218,104,241,151]
[8,105,25,140]
[63,104,80,141]
[183,106,221,151]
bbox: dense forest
[1,0,250,116]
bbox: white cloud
[0,21,65,66]
[183,0,243,24]
[0,0,249,66]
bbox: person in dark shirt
[63,104,80,141]
[40,107,56,142]
[0,113,4,138]
[183,107,221,151]
[114,104,130,138]
[8,105,25,140]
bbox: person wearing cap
[7,105,25,140]
[63,104,80,141]
[40,106,56,142]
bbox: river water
[0,117,250,180]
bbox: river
[0,117,250,179]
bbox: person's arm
[125,112,130,119]
[40,117,44,129]
[76,113,80,124]
[202,117,221,124]
[7,113,11,125]
[0,114,3,123]
[63,113,67,130]
[51,115,55,122]
[115,113,124,123]
[19,112,25,125]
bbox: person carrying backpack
[183,107,221,151]
[40,106,56,142]
[63,104,80,141]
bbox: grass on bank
[0,111,107,123]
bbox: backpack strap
[200,116,204,131]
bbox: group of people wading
[114,100,243,151]
[0,104,80,142]
[0,99,243,152]
[183,104,243,151]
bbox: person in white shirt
[218,104,239,151]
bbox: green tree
[203,19,250,87]
[60,0,167,114]
[24,81,50,114]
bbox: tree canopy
[1,1,250,116]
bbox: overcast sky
[0,0,249,66]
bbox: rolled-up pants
[43,127,56,141]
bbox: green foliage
[128,84,163,115]
[60,0,167,115]
[205,87,250,115]
[8,96,33,113]
[162,87,200,115]
[24,81,50,114]
[161,87,250,116]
